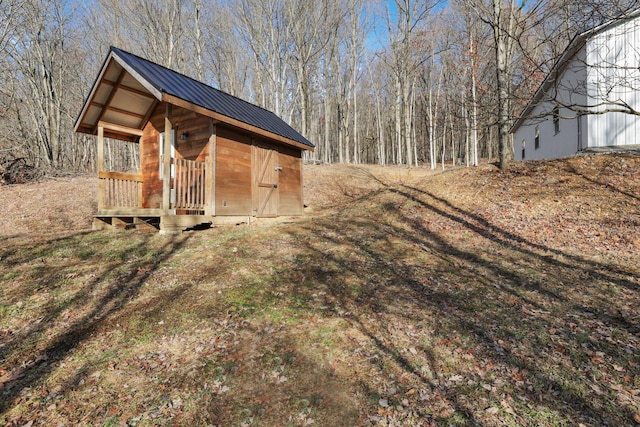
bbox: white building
[512,9,640,161]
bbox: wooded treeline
[0,0,636,174]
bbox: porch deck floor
[93,213,252,233]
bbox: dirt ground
[0,175,96,236]
[1,154,639,426]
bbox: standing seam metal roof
[110,46,314,148]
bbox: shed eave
[74,51,161,137]
[76,47,314,151]
[162,93,314,151]
[73,51,118,134]
[111,53,163,101]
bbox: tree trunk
[493,0,515,169]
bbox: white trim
[159,131,176,179]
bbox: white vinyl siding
[586,18,640,148]
[513,15,640,160]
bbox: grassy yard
[1,154,639,426]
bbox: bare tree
[458,0,552,168]
[3,0,84,169]
[88,0,190,73]
[382,0,442,166]
[5,0,634,175]
[284,0,343,140]
[0,0,23,57]
[235,0,293,117]
[345,0,368,164]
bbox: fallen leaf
[500,399,515,415]
[611,384,624,392]
[7,368,25,382]
[590,384,603,395]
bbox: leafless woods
[0,0,635,175]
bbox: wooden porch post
[97,124,105,210]
[162,104,173,215]
[205,120,216,216]
[137,137,143,208]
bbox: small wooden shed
[75,47,314,232]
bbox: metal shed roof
[75,46,314,149]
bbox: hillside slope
[0,175,96,236]
[1,154,638,426]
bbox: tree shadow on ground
[564,161,640,203]
[0,231,190,414]
[284,177,640,425]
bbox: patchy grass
[1,154,639,426]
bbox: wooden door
[253,146,279,217]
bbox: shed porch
[94,120,216,234]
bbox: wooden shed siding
[277,148,303,215]
[215,127,252,215]
[250,138,303,216]
[139,105,304,216]
[170,106,211,161]
[140,104,164,208]
[140,103,215,208]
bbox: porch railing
[98,159,207,213]
[98,171,142,209]
[171,158,207,211]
